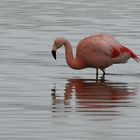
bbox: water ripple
[0,0,140,139]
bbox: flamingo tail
[122,46,140,63]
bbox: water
[0,0,140,139]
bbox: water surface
[0,0,140,139]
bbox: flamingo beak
[52,50,56,60]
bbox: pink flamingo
[51,34,140,76]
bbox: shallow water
[0,0,140,139]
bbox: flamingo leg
[101,69,105,75]
[96,68,98,75]
[96,68,99,80]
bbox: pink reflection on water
[52,78,136,117]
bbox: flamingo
[51,34,140,76]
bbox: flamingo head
[52,37,66,60]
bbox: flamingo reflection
[51,78,136,116]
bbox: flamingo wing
[89,34,121,57]
[89,34,140,63]
[77,34,140,64]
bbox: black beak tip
[52,50,56,60]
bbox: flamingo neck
[64,40,85,70]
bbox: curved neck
[64,40,85,70]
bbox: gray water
[0,0,140,139]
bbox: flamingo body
[52,34,139,75]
